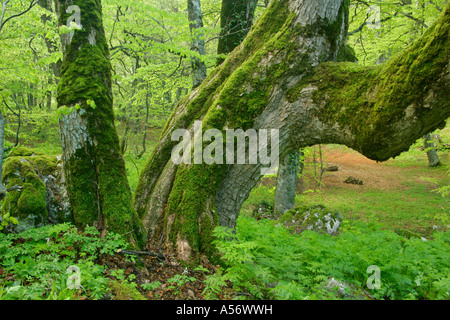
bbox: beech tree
[134,0,449,262]
[55,0,145,246]
[424,133,441,167]
[274,150,300,218]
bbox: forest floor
[316,145,447,191]
[4,126,448,300]
[95,239,224,300]
[102,145,448,300]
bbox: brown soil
[318,147,405,191]
[96,239,229,300]
[259,146,447,192]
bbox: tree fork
[135,0,449,262]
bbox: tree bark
[187,0,207,89]
[424,133,441,167]
[274,150,300,218]
[134,0,450,262]
[55,0,146,247]
[0,112,7,201]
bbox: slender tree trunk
[424,133,441,167]
[0,112,7,201]
[55,0,146,247]
[187,0,207,89]
[137,84,150,159]
[217,0,258,65]
[274,150,300,218]
[134,0,450,262]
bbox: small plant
[166,274,196,296]
[0,212,18,231]
[141,281,162,291]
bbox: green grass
[300,183,447,236]
[241,140,449,237]
[243,176,449,237]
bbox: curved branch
[289,4,449,161]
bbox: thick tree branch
[289,4,449,161]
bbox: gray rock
[1,147,73,232]
[279,205,343,235]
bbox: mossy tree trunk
[274,39,358,219]
[55,0,145,247]
[0,112,7,201]
[134,0,450,262]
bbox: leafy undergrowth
[0,223,223,300]
[1,216,449,300]
[208,215,450,300]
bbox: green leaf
[86,99,97,109]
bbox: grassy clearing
[227,142,449,300]
[244,143,449,237]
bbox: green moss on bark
[163,163,226,262]
[136,0,355,262]
[286,3,449,160]
[56,0,146,247]
[134,0,293,217]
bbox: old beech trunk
[55,0,145,246]
[134,0,449,261]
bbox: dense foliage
[0,0,448,300]
[208,215,450,300]
[0,223,128,299]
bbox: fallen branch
[117,249,165,262]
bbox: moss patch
[1,151,60,231]
[107,280,146,300]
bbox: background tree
[187,0,207,89]
[274,150,301,218]
[216,0,258,65]
[424,132,441,167]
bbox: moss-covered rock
[106,280,146,300]
[279,204,343,235]
[1,148,73,233]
